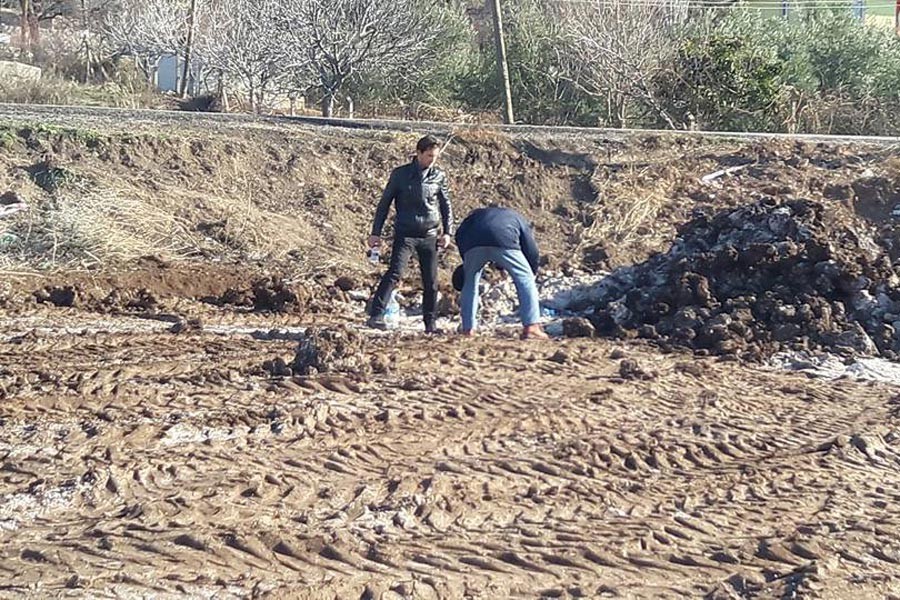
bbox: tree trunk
[180,0,198,98]
[80,0,92,83]
[19,0,29,59]
[26,2,39,52]
[322,93,335,117]
[218,76,229,112]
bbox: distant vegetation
[0,0,898,134]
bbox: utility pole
[80,0,92,83]
[180,0,198,98]
[490,0,514,124]
[19,0,30,59]
[895,0,899,35]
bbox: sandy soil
[2,108,900,599]
[1,295,900,599]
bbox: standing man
[367,135,454,333]
[453,206,549,339]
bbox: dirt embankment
[3,113,900,598]
[2,116,899,314]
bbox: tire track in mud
[2,315,900,597]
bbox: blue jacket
[455,207,540,274]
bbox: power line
[547,0,895,6]
[551,2,898,8]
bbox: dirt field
[3,108,900,598]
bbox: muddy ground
[3,305,900,600]
[2,110,900,598]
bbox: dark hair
[416,135,440,153]
[452,265,465,292]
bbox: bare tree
[179,0,197,97]
[558,0,687,128]
[16,0,76,59]
[277,0,441,117]
[195,0,296,113]
[76,0,119,82]
[99,0,188,81]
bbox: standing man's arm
[519,220,540,275]
[369,170,396,247]
[438,172,454,249]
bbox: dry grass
[0,72,167,110]
[576,164,673,253]
[0,160,315,271]
[1,180,200,269]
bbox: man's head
[452,265,465,292]
[416,135,440,169]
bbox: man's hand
[368,235,381,248]
[439,234,451,250]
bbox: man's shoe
[521,324,550,340]
[367,315,388,330]
[424,322,443,335]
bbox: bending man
[453,206,549,339]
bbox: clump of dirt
[210,286,255,308]
[100,288,161,312]
[169,317,203,334]
[262,357,293,377]
[618,359,656,380]
[31,283,164,313]
[563,317,596,338]
[33,285,80,307]
[590,197,900,360]
[251,277,306,313]
[334,276,356,292]
[436,284,459,317]
[851,174,900,261]
[291,325,370,375]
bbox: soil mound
[32,284,161,312]
[250,277,306,313]
[590,198,900,360]
[291,325,369,375]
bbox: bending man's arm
[519,221,540,275]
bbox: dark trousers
[370,235,438,326]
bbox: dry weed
[0,159,317,269]
[576,164,672,253]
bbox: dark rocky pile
[590,198,900,360]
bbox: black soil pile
[590,197,900,360]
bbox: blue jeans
[460,246,540,331]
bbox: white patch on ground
[771,351,900,386]
[0,480,88,532]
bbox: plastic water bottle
[367,247,380,264]
[384,291,400,329]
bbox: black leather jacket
[371,159,454,238]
